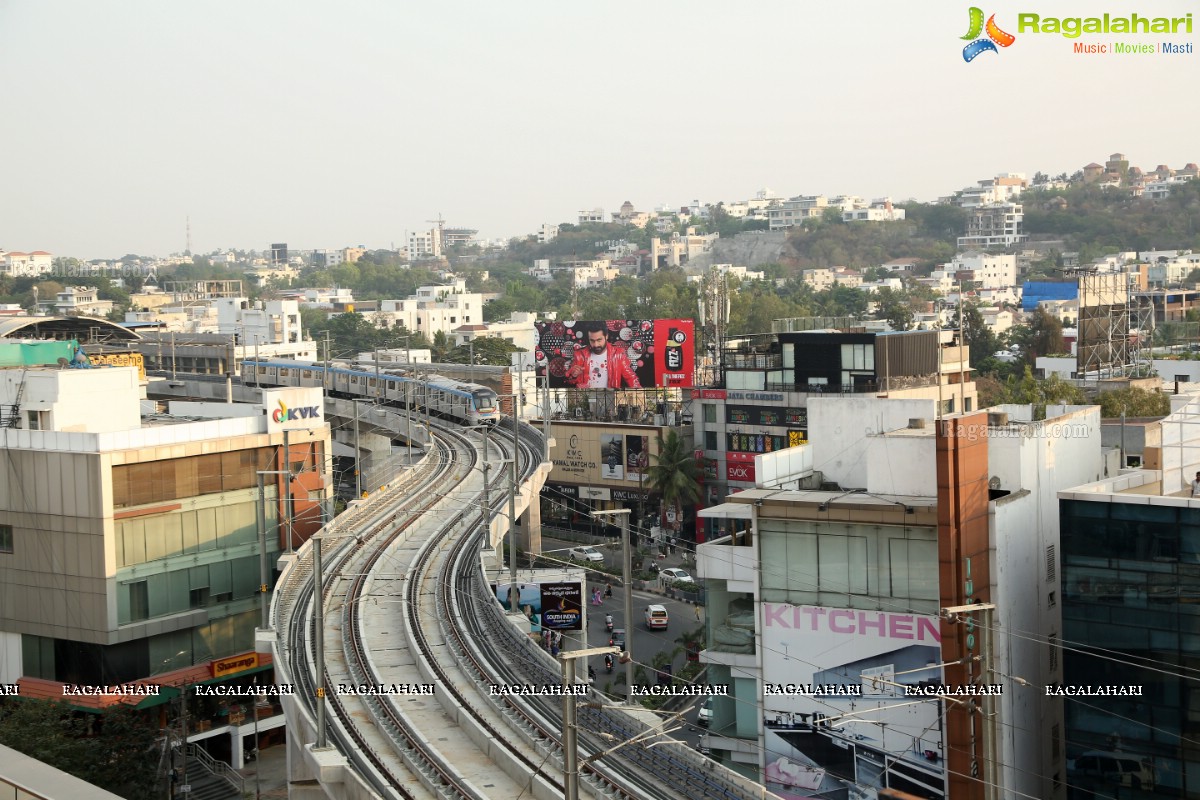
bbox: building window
[129,581,149,622]
[1048,590,1056,608]
[1048,633,1058,671]
[26,410,44,430]
[703,404,716,423]
[0,524,12,554]
[189,587,210,608]
[1045,544,1056,581]
[704,431,717,451]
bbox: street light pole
[482,425,491,544]
[558,645,619,800]
[508,408,519,612]
[353,399,362,498]
[313,535,328,749]
[593,509,633,703]
[257,469,295,629]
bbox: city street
[539,535,709,750]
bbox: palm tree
[645,429,702,538]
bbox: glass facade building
[1061,498,1200,798]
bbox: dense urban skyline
[1,0,1196,258]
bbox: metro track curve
[274,416,774,800]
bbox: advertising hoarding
[534,319,694,389]
[760,602,945,798]
[549,424,659,487]
[261,387,324,433]
[493,580,584,631]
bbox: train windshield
[473,391,497,411]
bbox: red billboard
[534,319,694,390]
[726,452,756,483]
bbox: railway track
[274,416,774,800]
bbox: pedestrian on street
[604,582,612,599]
[669,536,676,555]
[695,605,702,621]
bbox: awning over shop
[698,502,754,521]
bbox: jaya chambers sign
[760,603,946,799]
[534,319,695,389]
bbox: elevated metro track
[270,415,777,800]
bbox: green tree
[0,700,159,799]
[960,303,1000,363]
[874,287,914,331]
[1096,387,1171,418]
[645,430,702,537]
[989,366,1087,418]
[448,337,524,366]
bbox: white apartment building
[767,196,828,230]
[695,401,1104,800]
[952,251,1017,289]
[685,264,766,284]
[215,298,303,345]
[577,208,605,225]
[650,231,718,268]
[1037,298,1077,325]
[0,251,53,278]
[957,202,1027,249]
[801,268,833,291]
[843,198,905,222]
[408,228,442,260]
[54,287,114,317]
[535,223,559,244]
[1146,251,1200,286]
[980,306,1016,333]
[453,311,539,351]
[372,283,482,338]
[957,173,1028,208]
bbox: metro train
[243,359,501,426]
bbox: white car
[569,545,604,563]
[698,697,713,726]
[644,604,669,630]
[659,567,695,586]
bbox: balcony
[697,535,758,585]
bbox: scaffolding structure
[1072,268,1154,380]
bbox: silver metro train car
[244,360,500,426]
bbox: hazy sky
[2,1,1196,259]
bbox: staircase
[1,370,27,428]
[171,744,243,800]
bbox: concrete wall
[2,366,141,433]
[866,432,936,495]
[809,396,935,489]
[0,448,109,643]
[987,404,1104,800]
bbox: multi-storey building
[957,202,1027,249]
[1058,395,1200,797]
[693,329,977,506]
[372,282,483,338]
[951,252,1018,290]
[0,250,53,278]
[54,286,115,317]
[0,347,330,765]
[408,228,442,260]
[697,403,1106,800]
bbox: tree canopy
[0,700,159,800]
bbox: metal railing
[183,743,245,795]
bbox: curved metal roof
[0,316,142,342]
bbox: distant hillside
[1021,181,1200,257]
[778,204,964,274]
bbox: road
[540,535,710,751]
